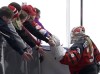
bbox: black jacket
[16,29,36,48]
[0,18,27,55]
[23,21,49,43]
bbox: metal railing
[0,41,41,74]
[0,41,5,74]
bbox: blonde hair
[19,10,28,20]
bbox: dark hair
[0,6,14,18]
[19,10,28,20]
[9,2,21,12]
[35,8,40,14]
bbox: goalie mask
[70,26,85,44]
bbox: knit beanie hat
[22,5,36,16]
[8,5,19,18]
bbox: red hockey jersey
[60,36,100,74]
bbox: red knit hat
[22,5,36,16]
[8,5,19,18]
